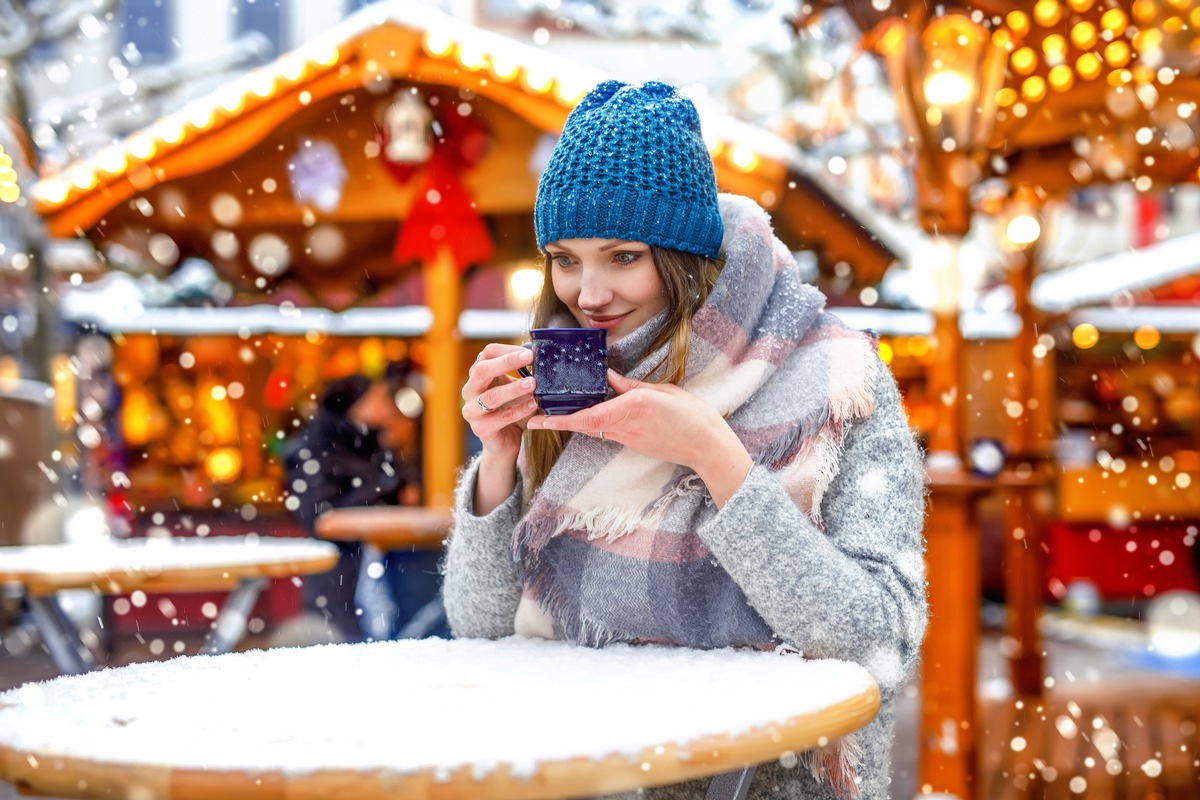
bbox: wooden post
[918,236,982,799]
[1003,245,1053,697]
[422,245,462,509]
[921,475,989,800]
[928,308,964,462]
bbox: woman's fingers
[465,345,533,394]
[462,345,534,410]
[476,376,535,416]
[527,395,631,437]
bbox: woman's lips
[584,312,629,331]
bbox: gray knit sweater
[442,364,927,800]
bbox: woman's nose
[576,268,611,310]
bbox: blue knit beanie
[535,80,723,260]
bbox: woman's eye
[614,251,641,265]
[551,255,573,268]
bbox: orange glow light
[1022,75,1048,102]
[1033,0,1064,27]
[1049,64,1075,91]
[1134,325,1161,350]
[1132,0,1157,24]
[1104,40,1132,68]
[1012,46,1039,75]
[1007,10,1031,35]
[1077,52,1103,80]
[1101,8,1128,32]
[1072,323,1100,349]
[1070,21,1098,50]
[1042,34,1068,64]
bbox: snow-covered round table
[0,637,880,800]
[0,537,339,674]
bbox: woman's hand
[462,343,538,462]
[463,344,540,516]
[526,370,754,507]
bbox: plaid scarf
[513,193,880,649]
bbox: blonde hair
[522,245,721,494]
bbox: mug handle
[516,341,534,378]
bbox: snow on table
[0,537,339,593]
[0,637,879,797]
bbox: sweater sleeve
[441,455,524,639]
[697,367,928,697]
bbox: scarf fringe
[799,731,863,800]
[524,568,630,647]
[805,426,848,528]
[828,353,881,423]
[518,472,706,550]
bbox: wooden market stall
[33,2,897,517]
[1032,237,1200,603]
[797,1,1200,797]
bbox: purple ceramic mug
[517,327,608,415]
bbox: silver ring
[476,396,493,414]
[598,430,605,440]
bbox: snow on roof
[1068,305,1200,334]
[0,637,874,778]
[1031,230,1200,313]
[0,378,54,406]
[828,307,1021,340]
[62,303,433,337]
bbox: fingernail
[526,399,537,409]
[521,349,533,361]
[607,369,619,379]
[522,377,533,389]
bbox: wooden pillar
[1003,246,1052,697]
[928,309,964,462]
[921,476,989,800]
[918,235,982,799]
[422,245,462,509]
[926,238,965,466]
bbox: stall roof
[1031,230,1200,313]
[31,0,897,278]
[63,304,433,337]
[1067,306,1200,335]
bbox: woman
[443,80,927,800]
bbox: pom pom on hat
[534,80,723,259]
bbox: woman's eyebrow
[598,240,638,252]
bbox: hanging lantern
[287,138,348,213]
[383,89,434,165]
[873,12,1009,234]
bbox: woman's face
[545,238,668,341]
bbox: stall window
[238,0,285,55]
[122,0,171,62]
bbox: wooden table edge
[314,507,453,551]
[0,682,880,800]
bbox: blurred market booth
[794,0,1200,796]
[27,4,897,638]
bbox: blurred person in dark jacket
[283,362,436,641]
